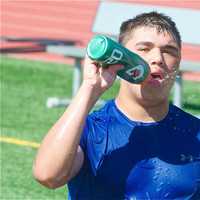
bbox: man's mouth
[150,73,163,81]
[146,72,164,86]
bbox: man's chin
[140,87,169,103]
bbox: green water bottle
[87,35,150,84]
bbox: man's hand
[83,56,124,95]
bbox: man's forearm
[33,82,100,187]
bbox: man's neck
[115,95,169,123]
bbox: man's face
[123,26,181,102]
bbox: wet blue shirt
[68,100,200,199]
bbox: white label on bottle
[104,49,123,64]
[125,65,144,80]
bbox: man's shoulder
[83,100,116,136]
[169,104,200,130]
[170,104,200,121]
[89,99,116,121]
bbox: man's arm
[33,57,123,189]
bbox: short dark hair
[119,11,181,48]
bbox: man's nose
[149,48,164,66]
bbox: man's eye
[163,49,178,57]
[138,48,149,52]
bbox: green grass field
[0,55,200,199]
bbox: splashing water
[164,192,170,198]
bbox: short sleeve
[79,114,108,175]
[79,117,91,154]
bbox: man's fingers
[102,64,124,75]
[83,57,100,77]
[110,64,124,72]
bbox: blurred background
[1,0,200,199]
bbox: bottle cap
[87,35,108,60]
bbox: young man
[33,12,200,199]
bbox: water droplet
[159,182,164,186]
[152,159,157,164]
[156,182,165,192]
[165,74,169,79]
[153,175,159,181]
[156,182,164,192]
[164,192,170,198]
[164,168,170,174]
[155,171,161,177]
[146,192,151,200]
[129,196,137,200]
[156,187,162,192]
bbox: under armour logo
[180,154,194,162]
[180,154,200,162]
